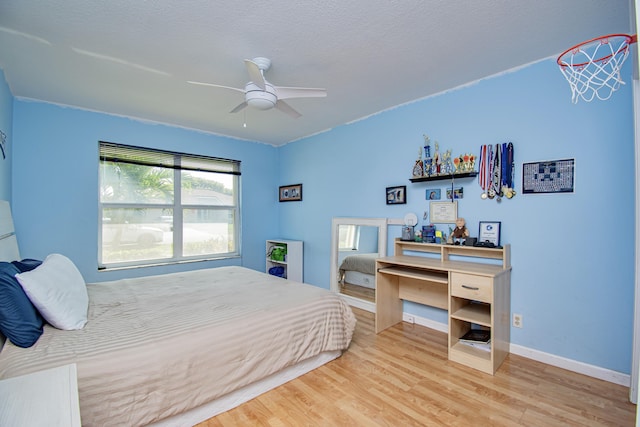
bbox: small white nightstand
[0,363,81,426]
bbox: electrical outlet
[512,313,523,328]
[405,315,415,324]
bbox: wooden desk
[376,240,511,374]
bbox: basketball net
[557,34,637,103]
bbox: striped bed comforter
[0,266,356,426]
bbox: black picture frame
[279,184,302,202]
[386,185,406,205]
[522,158,575,194]
[478,221,501,246]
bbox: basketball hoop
[557,33,637,103]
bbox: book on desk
[459,329,491,352]
[460,329,490,343]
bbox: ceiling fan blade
[230,101,248,114]
[187,81,245,93]
[275,100,302,119]
[275,86,327,100]
[244,59,266,90]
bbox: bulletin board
[522,158,575,194]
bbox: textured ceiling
[0,1,633,146]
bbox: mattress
[0,266,356,426]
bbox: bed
[0,201,356,426]
[338,252,378,289]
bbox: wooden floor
[340,282,375,303]
[198,308,636,426]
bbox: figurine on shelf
[448,218,469,245]
[423,135,432,177]
[412,146,424,177]
[451,217,470,239]
[442,149,453,175]
[433,142,441,175]
[423,134,431,159]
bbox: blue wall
[3,55,637,376]
[11,100,280,283]
[279,58,635,374]
[0,71,12,200]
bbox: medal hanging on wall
[478,144,492,199]
[479,142,515,201]
[502,142,516,199]
[489,143,501,200]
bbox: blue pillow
[0,261,44,348]
[12,258,43,273]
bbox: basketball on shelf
[557,33,637,103]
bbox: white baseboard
[398,310,630,387]
[403,312,448,333]
[509,343,630,387]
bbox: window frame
[98,141,241,270]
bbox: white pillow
[16,253,88,330]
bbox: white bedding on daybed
[0,266,356,426]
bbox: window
[98,142,241,269]
[338,225,359,250]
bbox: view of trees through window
[99,143,239,268]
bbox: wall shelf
[409,171,478,183]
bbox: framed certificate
[429,201,457,223]
[478,221,501,246]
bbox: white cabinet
[266,239,303,282]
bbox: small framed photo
[279,184,302,202]
[386,185,406,205]
[478,221,501,246]
[446,187,464,200]
[426,188,441,200]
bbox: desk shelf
[450,301,491,327]
[450,341,492,363]
[377,266,448,284]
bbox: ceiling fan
[187,57,326,118]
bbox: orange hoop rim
[557,33,637,67]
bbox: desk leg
[375,272,403,333]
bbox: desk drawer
[450,272,492,303]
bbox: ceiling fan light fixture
[247,97,276,110]
[245,82,277,110]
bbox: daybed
[0,202,356,426]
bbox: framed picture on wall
[426,188,441,200]
[386,186,406,205]
[478,221,501,246]
[429,201,457,223]
[279,184,303,202]
[522,158,575,194]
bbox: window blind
[99,141,241,175]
